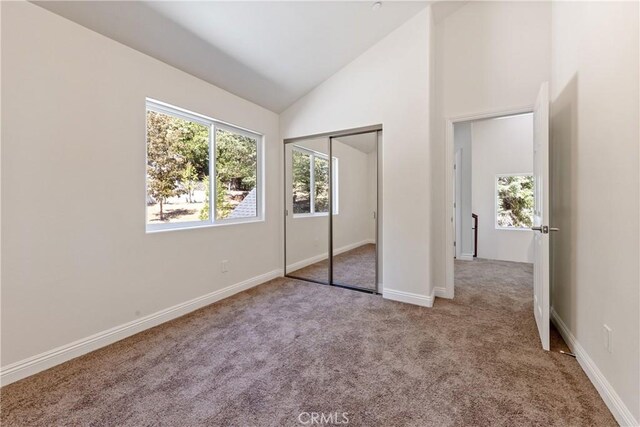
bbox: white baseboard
[434,286,452,299]
[0,269,283,387]
[551,308,638,427]
[383,287,434,308]
[457,253,474,261]
[286,253,328,272]
[286,239,375,273]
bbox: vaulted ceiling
[35,1,429,112]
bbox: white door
[532,82,551,351]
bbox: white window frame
[495,172,534,231]
[145,98,264,233]
[291,145,338,218]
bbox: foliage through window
[313,156,330,213]
[496,174,534,229]
[215,128,258,220]
[146,100,261,231]
[291,147,337,216]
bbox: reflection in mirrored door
[330,132,378,291]
[285,138,332,284]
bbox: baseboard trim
[434,286,452,299]
[458,253,474,261]
[551,308,638,426]
[0,269,283,387]
[286,253,327,272]
[286,239,375,272]
[383,287,434,308]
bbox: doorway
[450,112,536,315]
[444,106,534,299]
[452,113,535,264]
[283,126,381,294]
[444,83,551,351]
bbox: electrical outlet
[221,260,228,273]
[603,324,612,353]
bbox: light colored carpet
[0,259,615,426]
[289,243,377,291]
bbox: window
[146,99,262,231]
[291,146,338,217]
[496,174,534,229]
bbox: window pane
[146,110,210,224]
[292,150,311,214]
[215,128,258,220]
[314,156,329,213]
[496,175,534,228]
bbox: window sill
[495,226,532,232]
[146,217,264,234]
[292,213,338,219]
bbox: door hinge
[285,209,289,217]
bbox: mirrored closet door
[330,133,378,291]
[285,138,330,284]
[284,127,380,293]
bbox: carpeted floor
[0,259,615,426]
[289,243,377,291]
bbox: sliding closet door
[331,133,378,291]
[285,138,330,284]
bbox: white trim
[292,212,333,219]
[146,217,265,233]
[146,98,261,137]
[434,286,450,299]
[383,287,434,308]
[494,173,534,230]
[286,253,328,273]
[444,105,534,301]
[458,253,474,261]
[454,148,462,259]
[285,239,375,273]
[339,238,376,249]
[0,269,283,387]
[145,98,264,233]
[551,308,638,427]
[290,146,339,216]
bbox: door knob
[531,226,543,232]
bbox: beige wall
[331,141,376,250]
[280,9,432,303]
[550,1,640,423]
[1,2,281,367]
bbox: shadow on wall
[550,73,578,328]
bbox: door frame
[283,124,383,294]
[454,148,462,259]
[443,106,533,299]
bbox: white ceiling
[34,1,428,112]
[336,132,377,154]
